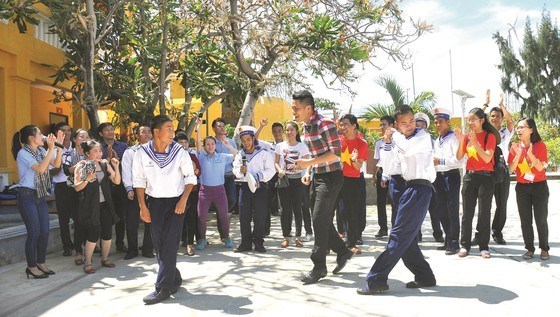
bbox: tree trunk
[85,0,100,130]
[234,90,259,140]
[158,3,168,115]
[184,91,227,139]
[177,82,193,130]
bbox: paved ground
[1,180,559,317]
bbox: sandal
[280,238,290,248]
[458,248,469,258]
[186,245,195,256]
[351,247,362,255]
[101,259,116,268]
[522,251,534,260]
[83,263,95,274]
[74,253,84,266]
[295,237,304,248]
[540,250,550,261]
[481,250,491,259]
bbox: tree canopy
[494,10,560,123]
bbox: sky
[309,0,560,117]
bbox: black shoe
[62,249,73,256]
[375,230,388,238]
[254,245,267,253]
[116,244,128,253]
[445,247,459,255]
[234,245,252,253]
[471,235,479,245]
[301,268,327,285]
[333,251,353,274]
[356,239,364,246]
[417,233,423,242]
[356,284,389,295]
[25,268,49,279]
[436,245,447,251]
[434,236,445,243]
[492,234,506,245]
[142,251,155,258]
[37,266,55,275]
[405,280,436,288]
[143,289,171,305]
[124,252,138,260]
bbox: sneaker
[196,239,207,250]
[224,237,234,249]
[303,233,314,242]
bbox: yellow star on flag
[341,147,352,166]
[466,146,479,161]
[517,158,532,176]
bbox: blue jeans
[17,187,50,267]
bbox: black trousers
[266,173,279,234]
[516,181,550,252]
[238,183,267,249]
[376,169,390,231]
[54,182,74,251]
[491,177,510,237]
[84,202,113,243]
[148,196,184,292]
[427,190,443,239]
[460,172,494,252]
[279,177,303,237]
[433,170,461,248]
[358,173,367,236]
[111,183,127,247]
[126,193,153,254]
[301,183,313,235]
[182,189,200,245]
[310,170,349,270]
[341,176,363,247]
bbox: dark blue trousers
[148,196,184,291]
[366,184,435,287]
[126,194,153,254]
[388,175,406,226]
[238,183,267,249]
[433,170,461,248]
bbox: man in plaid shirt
[292,90,353,285]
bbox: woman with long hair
[508,118,550,260]
[62,129,91,265]
[275,122,310,248]
[454,107,501,259]
[73,140,121,274]
[12,125,63,279]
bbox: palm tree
[362,75,436,122]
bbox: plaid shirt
[302,111,342,174]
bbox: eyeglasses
[467,118,480,123]
[516,125,530,130]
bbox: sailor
[432,107,463,255]
[232,125,276,253]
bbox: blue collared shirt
[215,137,237,174]
[16,147,49,189]
[198,151,234,186]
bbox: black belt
[467,170,492,176]
[437,169,460,176]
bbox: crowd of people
[10,89,550,302]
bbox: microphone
[241,156,247,166]
[42,136,64,148]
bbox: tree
[198,0,431,138]
[494,10,560,123]
[362,74,435,121]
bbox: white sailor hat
[414,113,430,127]
[433,107,452,120]
[238,125,257,138]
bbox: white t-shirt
[274,141,310,177]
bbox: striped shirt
[301,111,342,174]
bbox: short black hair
[292,90,315,109]
[150,115,173,134]
[271,122,283,130]
[133,125,150,135]
[212,118,226,128]
[489,107,504,116]
[393,105,414,121]
[80,140,101,154]
[380,115,395,125]
[174,132,189,141]
[54,121,71,132]
[97,122,113,134]
[340,114,359,130]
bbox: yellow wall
[0,16,74,184]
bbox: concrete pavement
[0,180,559,316]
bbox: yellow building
[0,5,79,186]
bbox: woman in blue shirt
[12,125,63,279]
[196,119,237,250]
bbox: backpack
[484,132,507,183]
